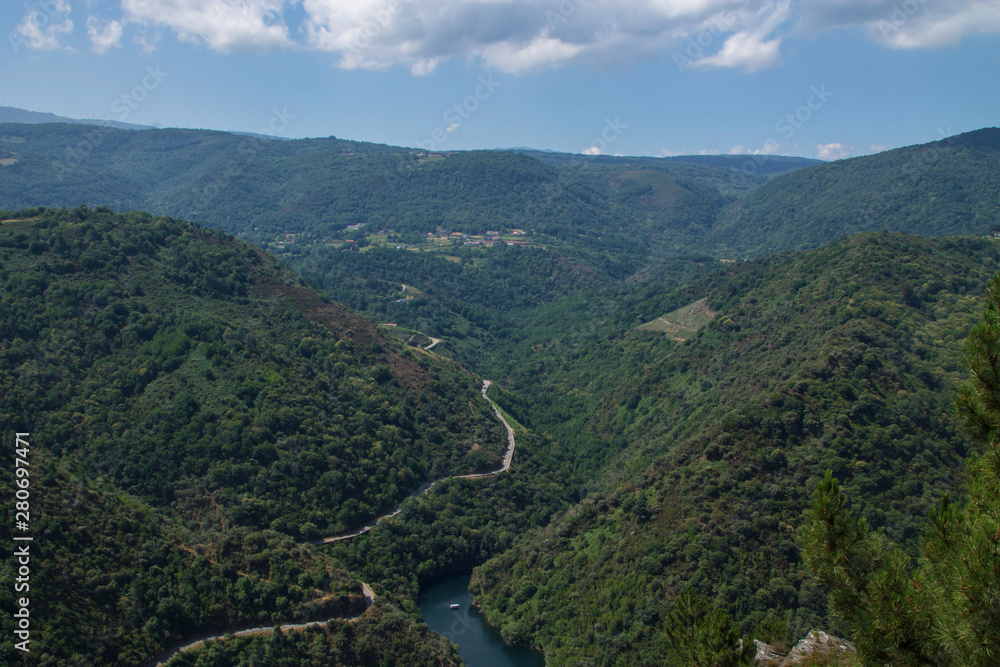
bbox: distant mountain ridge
[1,115,996,270]
[0,105,819,168]
[710,127,1000,256]
[0,120,780,281]
[0,105,154,131]
[518,148,823,174]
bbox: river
[418,572,545,666]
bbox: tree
[663,589,756,666]
[801,273,1000,666]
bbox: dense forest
[0,206,510,664]
[711,128,1000,256]
[470,233,1000,664]
[1,122,1000,666]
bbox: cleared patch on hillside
[638,297,717,341]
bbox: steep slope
[712,128,1000,256]
[472,233,1000,665]
[0,206,504,664]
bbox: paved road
[463,381,514,475]
[313,380,513,544]
[153,381,516,665]
[151,585,374,666]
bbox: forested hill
[710,127,1000,256]
[0,206,503,664]
[3,122,999,286]
[0,121,790,275]
[520,148,821,175]
[473,232,1000,665]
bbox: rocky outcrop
[756,630,856,666]
[755,639,788,666]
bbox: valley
[1,124,999,665]
[154,380,515,664]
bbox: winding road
[152,584,375,667]
[152,381,515,666]
[313,380,513,544]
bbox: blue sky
[2,0,998,159]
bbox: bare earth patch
[637,297,718,341]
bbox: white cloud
[582,146,604,156]
[659,148,684,157]
[798,1,1000,50]
[817,142,852,160]
[98,1,1000,73]
[868,143,888,153]
[300,0,778,74]
[87,16,123,53]
[730,139,782,155]
[122,0,292,53]
[688,0,790,72]
[687,29,781,71]
[15,0,73,51]
[133,27,163,55]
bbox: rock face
[755,630,856,666]
[755,639,788,666]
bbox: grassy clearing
[637,297,717,340]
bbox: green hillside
[9,123,1000,383]
[0,206,507,664]
[711,128,1000,256]
[3,122,1000,666]
[0,122,764,274]
[472,233,1000,665]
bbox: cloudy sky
[2,0,998,158]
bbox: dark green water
[418,571,545,666]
